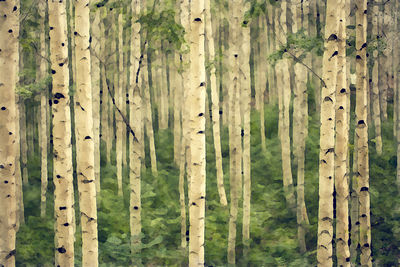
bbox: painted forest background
[1,0,400,266]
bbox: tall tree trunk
[48,0,75,263]
[335,0,350,265]
[100,9,111,164]
[317,0,339,265]
[278,0,296,212]
[39,0,48,218]
[292,0,310,254]
[20,100,28,185]
[91,1,101,193]
[355,0,372,265]
[227,1,242,264]
[129,0,142,263]
[205,0,227,206]
[74,0,99,264]
[116,10,124,196]
[240,2,251,258]
[371,0,382,155]
[188,0,206,265]
[258,16,267,154]
[0,0,19,264]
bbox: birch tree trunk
[39,0,48,218]
[227,1,242,264]
[278,0,295,212]
[371,0,382,155]
[240,2,252,257]
[74,0,99,264]
[116,11,124,196]
[335,1,350,265]
[20,101,28,185]
[355,0,372,265]
[0,0,19,264]
[91,1,101,193]
[291,0,310,253]
[48,0,75,263]
[205,0,227,207]
[100,10,111,164]
[188,0,206,265]
[317,0,339,265]
[129,0,142,262]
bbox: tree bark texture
[188,0,206,265]
[317,0,339,265]
[355,0,372,265]
[48,0,75,263]
[0,0,19,264]
[335,1,350,265]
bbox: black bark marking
[53,100,59,105]
[346,257,350,262]
[56,175,61,179]
[8,29,13,33]
[74,31,78,36]
[5,249,16,259]
[339,106,344,110]
[133,206,139,210]
[327,34,338,41]
[126,100,129,104]
[219,110,223,115]
[360,187,369,192]
[4,181,8,184]
[198,113,204,117]
[61,43,65,46]
[0,165,4,169]
[355,221,360,225]
[360,43,367,50]
[58,63,64,67]
[57,247,66,253]
[13,6,17,11]
[197,131,204,134]
[200,82,205,87]
[200,196,205,199]
[194,18,201,22]
[84,136,91,140]
[192,202,196,206]
[322,217,333,222]
[363,243,370,248]
[63,223,69,226]
[51,69,56,74]
[324,96,333,102]
[340,88,346,93]
[241,129,244,137]
[1,107,6,110]
[330,51,338,59]
[59,206,67,210]
[325,148,334,154]
[82,179,94,184]
[358,120,365,125]
[8,132,12,135]
[361,214,367,218]
[54,92,65,99]
[356,55,362,60]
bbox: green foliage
[17,75,51,99]
[138,8,185,51]
[267,29,324,66]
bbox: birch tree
[335,0,350,265]
[48,0,75,263]
[317,0,339,265]
[74,0,99,264]
[355,0,372,265]
[0,0,19,264]
[188,0,206,264]
[205,0,227,206]
[129,0,143,262]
